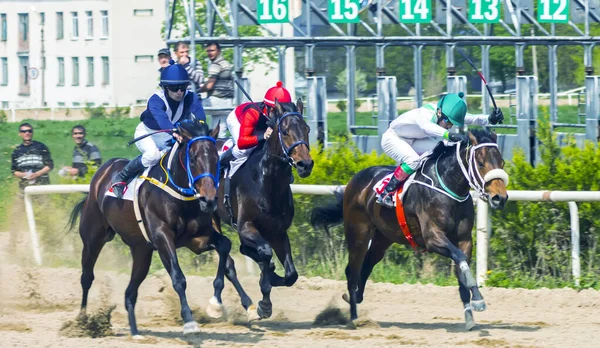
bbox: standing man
[201,41,234,138]
[11,123,54,189]
[157,47,172,73]
[174,41,203,100]
[59,125,102,178]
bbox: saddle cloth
[373,172,415,207]
[105,167,151,201]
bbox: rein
[165,135,220,197]
[413,141,509,202]
[270,111,310,167]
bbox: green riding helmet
[437,92,467,126]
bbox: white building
[0,0,165,109]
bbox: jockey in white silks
[377,92,504,208]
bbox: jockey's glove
[448,132,468,143]
[488,108,504,125]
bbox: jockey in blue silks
[111,60,207,198]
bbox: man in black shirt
[60,125,102,177]
[11,123,54,189]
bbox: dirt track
[1,230,600,348]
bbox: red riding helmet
[263,81,292,107]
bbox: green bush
[0,109,7,123]
[336,100,347,113]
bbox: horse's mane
[469,128,496,143]
[178,118,210,137]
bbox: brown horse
[68,120,254,336]
[311,129,508,330]
[214,99,314,319]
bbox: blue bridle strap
[277,111,310,161]
[167,135,219,197]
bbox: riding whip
[127,129,176,146]
[457,49,498,110]
[234,79,270,120]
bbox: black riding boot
[376,175,401,209]
[219,148,234,177]
[111,156,144,199]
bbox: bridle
[456,142,509,201]
[273,111,310,167]
[167,135,220,196]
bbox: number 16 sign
[257,0,289,24]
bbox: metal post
[24,193,43,265]
[206,0,214,36]
[515,43,525,75]
[414,45,423,107]
[585,76,600,142]
[376,44,385,76]
[568,202,581,287]
[305,44,315,76]
[232,0,243,105]
[481,45,490,114]
[549,45,558,122]
[40,13,46,107]
[278,47,286,85]
[476,198,489,286]
[188,0,197,96]
[446,44,455,76]
[165,0,171,42]
[584,44,594,75]
[347,46,356,131]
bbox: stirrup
[111,181,128,197]
[377,192,395,208]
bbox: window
[18,14,28,42]
[1,101,8,109]
[134,55,153,63]
[86,57,94,86]
[1,58,7,85]
[85,11,93,38]
[1,14,6,41]
[133,9,153,16]
[101,57,109,85]
[72,57,79,86]
[71,12,78,39]
[57,57,64,86]
[56,12,64,39]
[101,10,108,37]
[72,102,80,107]
[19,56,29,95]
[57,102,65,107]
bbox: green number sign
[469,0,501,23]
[257,0,289,24]
[399,0,432,23]
[538,0,569,23]
[329,0,360,23]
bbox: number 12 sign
[538,0,569,23]
[257,0,289,24]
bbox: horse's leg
[238,221,274,319]
[355,231,393,304]
[124,244,153,337]
[154,230,199,334]
[267,232,298,287]
[344,220,374,321]
[78,202,110,316]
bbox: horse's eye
[477,161,484,168]
[281,129,288,136]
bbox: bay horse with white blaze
[311,129,508,330]
[68,120,254,336]
[214,98,314,319]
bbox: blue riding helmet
[160,60,190,86]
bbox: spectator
[11,123,54,189]
[174,41,204,100]
[158,48,172,73]
[59,125,102,178]
[201,41,234,138]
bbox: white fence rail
[23,185,600,286]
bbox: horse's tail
[66,195,88,231]
[310,188,345,237]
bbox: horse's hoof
[247,305,261,322]
[464,308,476,331]
[471,299,487,312]
[342,293,350,304]
[183,321,201,335]
[206,296,225,319]
[132,335,145,340]
[257,300,272,319]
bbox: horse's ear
[490,131,498,144]
[274,98,284,118]
[296,98,304,115]
[210,120,220,139]
[467,131,478,145]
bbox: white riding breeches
[225,110,255,178]
[134,122,171,167]
[381,128,439,170]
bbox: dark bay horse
[311,129,508,330]
[68,120,253,336]
[214,99,314,319]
